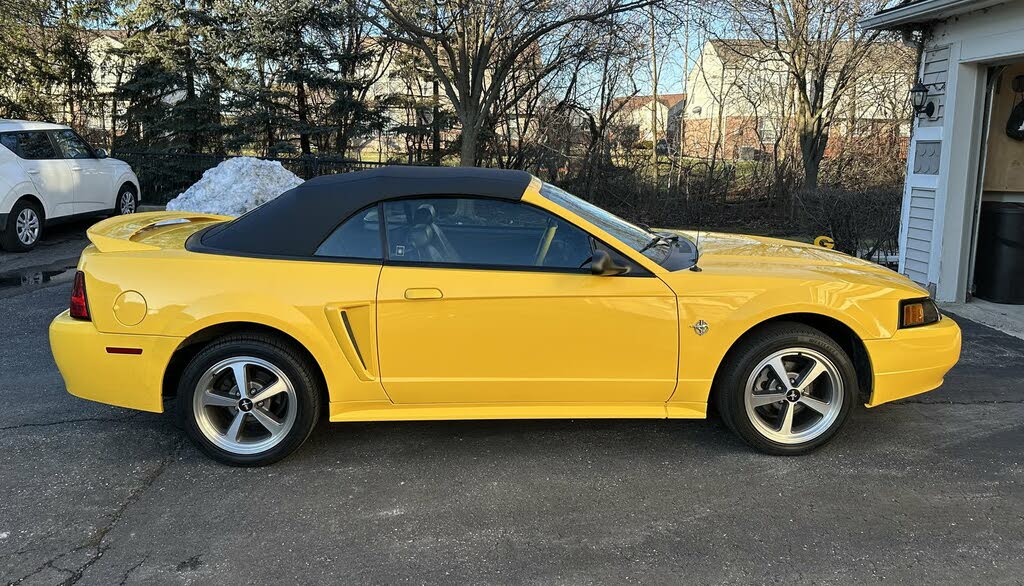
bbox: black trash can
[974,201,1024,304]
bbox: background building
[681,39,915,161]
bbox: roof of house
[861,0,1007,29]
[0,119,70,132]
[706,38,914,69]
[611,93,687,112]
[196,166,534,257]
[709,40,779,66]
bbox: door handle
[26,169,39,175]
[70,166,82,171]
[404,288,443,300]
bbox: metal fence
[112,152,416,205]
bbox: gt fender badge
[692,320,709,336]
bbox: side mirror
[95,148,108,159]
[591,249,630,276]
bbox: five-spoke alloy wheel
[178,334,323,466]
[743,348,844,444]
[716,323,856,455]
[192,356,298,455]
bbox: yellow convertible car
[49,167,961,466]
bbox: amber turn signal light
[900,298,939,328]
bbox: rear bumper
[49,311,183,413]
[864,315,962,407]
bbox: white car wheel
[15,207,40,246]
[1,200,44,252]
[118,189,137,215]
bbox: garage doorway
[965,61,1024,307]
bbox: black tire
[176,333,323,466]
[714,322,856,456]
[1,198,44,252]
[114,184,138,215]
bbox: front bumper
[49,311,183,413]
[864,315,962,407]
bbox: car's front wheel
[177,334,323,466]
[116,185,138,215]
[715,323,856,455]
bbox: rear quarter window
[0,133,20,157]
[314,206,383,260]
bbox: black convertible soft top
[196,166,534,257]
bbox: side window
[314,206,382,260]
[17,132,59,160]
[52,130,93,159]
[0,133,18,156]
[382,197,593,270]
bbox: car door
[375,196,679,405]
[8,132,75,218]
[50,129,114,214]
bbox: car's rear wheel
[1,199,43,252]
[177,334,322,466]
[715,323,856,455]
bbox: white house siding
[918,47,950,128]
[899,45,950,290]
[894,0,1024,301]
[904,187,938,284]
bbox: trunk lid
[86,211,231,253]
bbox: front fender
[669,280,898,406]
[113,169,140,199]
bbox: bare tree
[365,0,655,166]
[707,0,885,190]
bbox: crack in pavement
[117,556,148,585]
[0,415,141,432]
[8,438,185,586]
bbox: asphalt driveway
[1,252,1022,584]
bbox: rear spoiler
[86,211,231,253]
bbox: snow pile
[165,157,304,217]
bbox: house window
[757,118,780,143]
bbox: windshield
[539,182,698,270]
[539,183,654,252]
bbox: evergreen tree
[116,0,227,152]
[0,1,101,123]
[221,0,390,157]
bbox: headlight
[900,298,940,328]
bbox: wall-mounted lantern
[910,80,945,118]
[910,81,933,117]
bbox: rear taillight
[70,271,90,320]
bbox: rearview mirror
[95,148,108,159]
[591,249,629,276]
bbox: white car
[0,120,140,251]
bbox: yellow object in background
[814,235,836,249]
